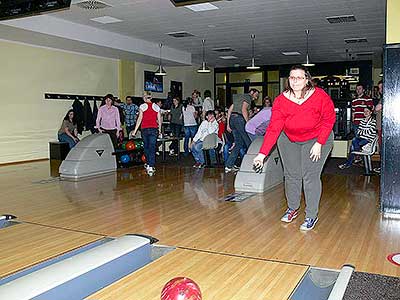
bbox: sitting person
[190,110,219,168]
[245,96,272,141]
[58,109,79,149]
[339,106,377,169]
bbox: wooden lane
[87,248,308,300]
[1,161,399,276]
[0,223,103,278]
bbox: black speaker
[0,0,71,21]
[170,0,221,7]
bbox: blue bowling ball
[120,154,130,164]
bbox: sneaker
[338,163,350,170]
[193,162,202,168]
[300,217,318,231]
[169,149,175,156]
[144,163,148,169]
[233,165,240,171]
[373,167,381,174]
[225,166,239,173]
[147,167,155,176]
[353,157,362,164]
[280,208,299,223]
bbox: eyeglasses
[289,76,306,81]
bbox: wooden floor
[0,160,399,298]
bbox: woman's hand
[253,153,266,170]
[310,142,322,162]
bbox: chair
[351,136,378,175]
[202,133,222,167]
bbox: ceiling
[1,0,386,67]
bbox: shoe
[233,165,240,171]
[147,166,155,176]
[338,163,350,170]
[169,149,175,156]
[225,166,239,173]
[353,158,362,164]
[300,217,318,231]
[373,167,381,174]
[280,208,299,223]
[193,162,202,168]
[144,163,148,169]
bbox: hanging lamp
[302,30,315,67]
[155,43,167,76]
[247,34,260,70]
[198,39,211,73]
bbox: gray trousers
[277,131,333,219]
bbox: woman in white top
[190,110,219,168]
[182,98,198,156]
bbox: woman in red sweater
[254,65,336,231]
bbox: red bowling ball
[161,277,202,300]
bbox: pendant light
[247,34,260,70]
[155,43,167,76]
[302,29,315,67]
[198,39,211,73]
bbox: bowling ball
[120,154,130,164]
[161,277,201,300]
[121,141,128,150]
[141,154,147,163]
[126,140,136,151]
[134,139,144,150]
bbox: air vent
[326,15,356,24]
[281,51,301,56]
[212,47,235,53]
[356,51,374,56]
[344,37,368,44]
[166,31,195,38]
[75,0,111,10]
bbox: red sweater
[259,87,336,156]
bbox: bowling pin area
[0,160,399,300]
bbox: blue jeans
[225,114,251,168]
[184,125,198,155]
[345,137,369,166]
[191,140,204,164]
[58,133,77,149]
[169,123,182,153]
[142,128,158,167]
[352,123,359,138]
[223,140,246,163]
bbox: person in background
[192,90,203,108]
[225,88,260,173]
[131,92,162,176]
[351,83,373,137]
[373,80,383,174]
[58,109,79,149]
[253,65,336,231]
[114,96,139,138]
[182,97,198,156]
[190,110,219,169]
[245,96,272,141]
[96,93,121,149]
[168,97,183,156]
[202,90,215,119]
[339,106,377,169]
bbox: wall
[119,60,135,101]
[134,62,214,99]
[0,40,118,163]
[387,0,400,44]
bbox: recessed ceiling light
[220,56,238,60]
[281,51,301,56]
[90,16,123,24]
[185,3,219,12]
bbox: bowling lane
[87,248,307,300]
[0,223,103,278]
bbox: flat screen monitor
[144,71,163,93]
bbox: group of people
[57,64,382,231]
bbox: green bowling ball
[121,141,128,150]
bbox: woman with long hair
[58,109,79,149]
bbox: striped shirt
[351,96,373,125]
[357,117,377,142]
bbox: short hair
[356,83,364,88]
[204,90,212,98]
[205,110,216,118]
[104,93,114,101]
[126,96,132,101]
[365,106,374,112]
[249,88,260,94]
